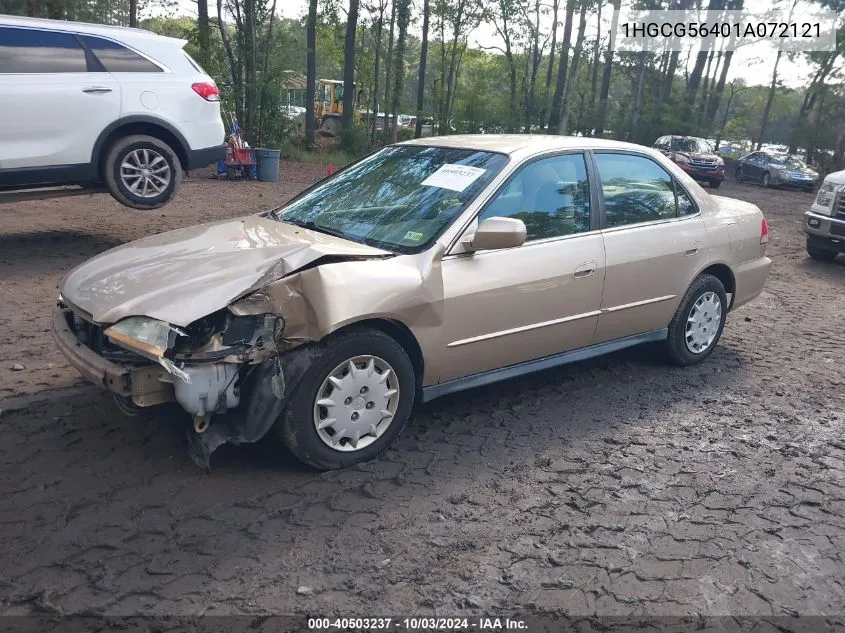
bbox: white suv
[0,16,226,209]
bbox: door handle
[82,86,113,94]
[685,241,700,257]
[573,261,597,278]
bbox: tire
[762,172,771,188]
[664,274,728,366]
[807,241,838,262]
[104,134,182,210]
[735,168,744,183]
[709,179,722,189]
[274,327,416,470]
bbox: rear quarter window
[79,35,163,73]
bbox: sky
[187,0,836,89]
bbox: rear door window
[594,153,679,227]
[0,26,87,73]
[79,35,163,73]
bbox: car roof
[398,134,651,157]
[0,14,185,46]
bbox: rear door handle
[573,261,597,278]
[685,241,701,257]
[82,86,113,94]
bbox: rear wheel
[104,134,182,210]
[807,241,838,261]
[664,274,728,366]
[274,328,416,470]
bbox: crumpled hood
[676,151,720,162]
[59,214,392,326]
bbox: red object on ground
[327,164,335,176]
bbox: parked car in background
[53,135,771,470]
[281,105,306,118]
[804,169,845,261]
[653,135,726,189]
[0,15,226,209]
[406,116,435,137]
[735,151,819,192]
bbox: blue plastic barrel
[255,148,281,182]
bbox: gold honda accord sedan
[53,135,772,470]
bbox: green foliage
[340,121,373,154]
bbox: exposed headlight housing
[714,157,724,166]
[815,182,838,212]
[104,317,181,360]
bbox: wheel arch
[695,262,736,310]
[92,116,190,177]
[325,317,425,388]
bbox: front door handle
[573,261,597,278]
[82,86,113,94]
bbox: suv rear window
[0,26,88,73]
[79,35,163,73]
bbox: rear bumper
[51,308,130,396]
[730,256,772,311]
[186,144,227,170]
[804,211,845,251]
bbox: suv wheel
[762,172,771,188]
[274,328,416,470]
[709,179,722,189]
[807,241,838,261]
[664,274,728,366]
[735,168,744,183]
[105,135,182,210]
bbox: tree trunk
[25,0,37,16]
[383,1,397,134]
[594,0,620,138]
[697,49,716,124]
[217,0,243,127]
[342,0,360,130]
[305,0,318,147]
[586,0,602,135]
[129,0,136,26]
[389,0,411,142]
[557,0,587,134]
[547,0,575,131]
[627,52,647,140]
[414,0,430,138]
[524,0,543,133]
[540,0,561,124]
[756,49,782,150]
[704,49,733,129]
[681,0,724,120]
[370,1,385,143]
[197,0,211,66]
[714,84,736,150]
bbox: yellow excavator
[315,79,361,136]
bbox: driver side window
[477,153,591,242]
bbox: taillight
[760,215,769,247]
[192,82,220,102]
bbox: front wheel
[735,168,744,183]
[762,172,771,188]
[274,328,416,470]
[104,134,182,210]
[709,179,722,189]
[664,274,728,366]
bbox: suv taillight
[192,82,220,102]
[760,215,769,247]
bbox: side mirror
[462,216,527,251]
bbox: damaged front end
[56,298,312,470]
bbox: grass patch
[281,142,356,168]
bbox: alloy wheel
[120,148,172,198]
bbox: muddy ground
[0,166,843,619]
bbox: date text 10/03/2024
[307,617,528,630]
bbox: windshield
[271,145,508,253]
[670,137,710,153]
[770,154,807,169]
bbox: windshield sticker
[421,164,487,192]
[404,231,424,241]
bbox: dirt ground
[0,165,844,619]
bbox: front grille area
[836,193,845,220]
[64,309,148,364]
[690,158,718,168]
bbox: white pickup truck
[805,169,845,261]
